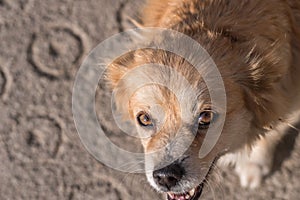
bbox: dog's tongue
[175,194,189,200]
[173,194,186,200]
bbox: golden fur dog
[106,0,300,199]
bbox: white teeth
[167,189,196,200]
[167,192,175,199]
[189,188,195,196]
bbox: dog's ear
[236,42,290,128]
[105,49,153,87]
[215,3,295,128]
[105,52,135,119]
[105,50,154,119]
[105,52,134,89]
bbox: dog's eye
[137,112,153,127]
[198,111,214,129]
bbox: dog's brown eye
[137,112,153,127]
[198,111,214,128]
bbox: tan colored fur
[106,0,300,197]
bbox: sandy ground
[0,0,300,199]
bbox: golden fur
[106,0,300,198]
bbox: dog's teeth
[167,193,175,199]
[189,189,195,196]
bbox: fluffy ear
[105,49,156,89]
[105,50,154,119]
[105,52,135,119]
[105,52,134,89]
[216,1,296,128]
[141,0,172,27]
[105,44,155,84]
[237,41,290,128]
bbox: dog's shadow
[270,119,300,174]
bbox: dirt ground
[0,0,300,199]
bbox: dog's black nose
[153,163,184,190]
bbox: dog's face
[127,73,251,198]
[107,47,279,199]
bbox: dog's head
[106,36,287,199]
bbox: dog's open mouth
[165,155,220,200]
[167,182,204,200]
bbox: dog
[106,0,300,199]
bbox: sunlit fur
[106,0,300,195]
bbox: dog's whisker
[279,118,300,132]
[117,160,144,171]
[209,168,226,200]
[117,161,146,187]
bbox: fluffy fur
[106,0,300,197]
